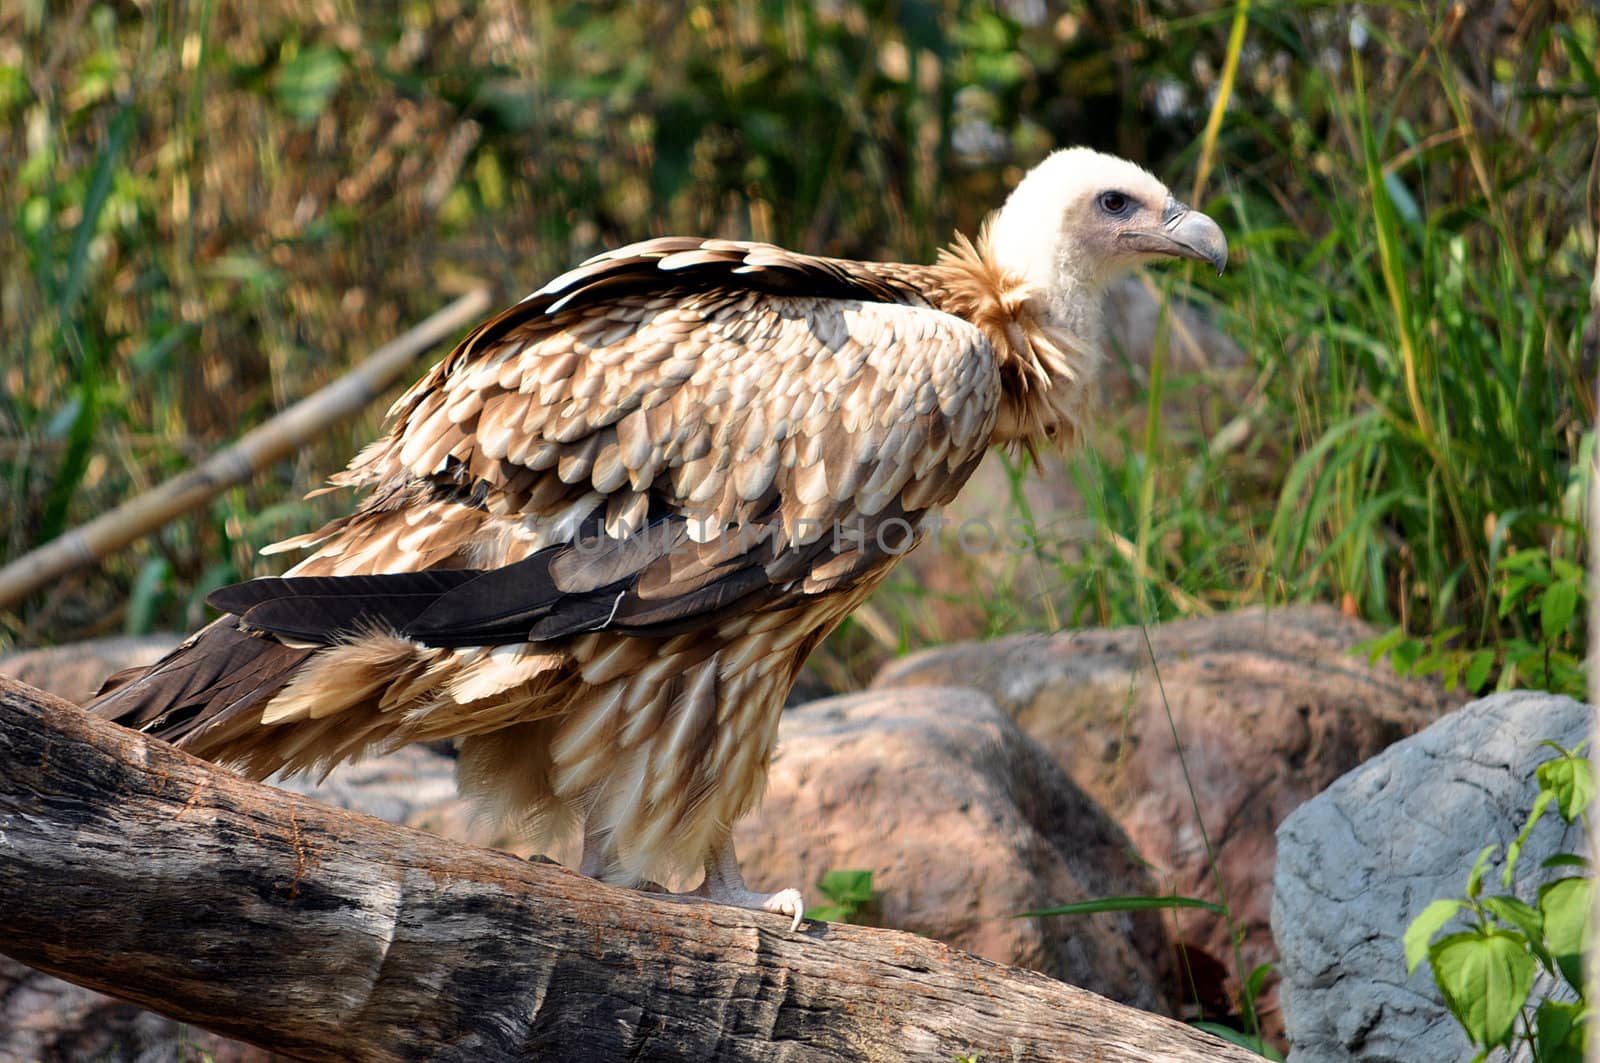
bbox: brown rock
[736,685,1176,1014]
[289,692,1180,1016]
[872,605,1450,1027]
[0,634,180,705]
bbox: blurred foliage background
[0,0,1595,701]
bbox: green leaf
[1550,558,1585,584]
[129,321,198,375]
[1540,581,1579,641]
[801,903,850,922]
[1463,650,1495,693]
[1382,171,1422,227]
[1016,894,1226,919]
[1505,790,1555,887]
[1538,877,1591,989]
[1390,636,1424,672]
[1480,896,1543,945]
[1558,23,1600,98]
[1537,755,1595,823]
[1541,854,1590,871]
[1533,998,1586,1063]
[1500,576,1536,617]
[1429,929,1537,1048]
[126,557,171,636]
[1356,627,1408,667]
[274,45,347,123]
[1466,845,1499,899]
[1242,962,1274,1007]
[1405,899,1464,973]
[0,62,26,114]
[806,870,876,924]
[60,103,134,320]
[1189,1022,1286,1060]
[1498,549,1548,573]
[38,376,102,545]
[816,869,875,905]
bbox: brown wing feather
[91,238,1003,766]
[259,312,997,643]
[279,237,1000,596]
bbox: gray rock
[1273,690,1591,1063]
[270,744,462,826]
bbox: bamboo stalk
[0,288,494,612]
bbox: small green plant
[804,869,877,924]
[1191,962,1283,1062]
[1360,545,1589,700]
[1405,743,1593,1061]
[1016,894,1283,1059]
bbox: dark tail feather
[90,619,316,751]
[96,662,150,697]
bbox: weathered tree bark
[0,676,1257,1062]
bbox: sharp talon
[762,887,806,932]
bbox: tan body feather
[97,239,1045,883]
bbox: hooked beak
[1119,198,1228,274]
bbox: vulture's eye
[1098,191,1132,216]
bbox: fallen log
[0,676,1257,1062]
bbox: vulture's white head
[969,146,1227,447]
[987,147,1227,334]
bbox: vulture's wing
[211,238,1002,648]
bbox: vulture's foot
[580,823,806,930]
[691,878,806,932]
[669,836,806,931]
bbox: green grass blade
[59,103,134,322]
[1015,894,1226,919]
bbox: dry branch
[0,289,493,612]
[0,675,1257,1063]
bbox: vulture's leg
[583,819,804,929]
[578,819,614,879]
[647,834,805,929]
[688,834,806,932]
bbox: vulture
[93,148,1226,929]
